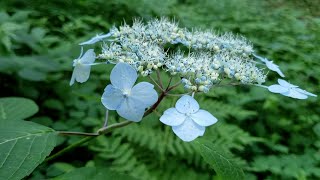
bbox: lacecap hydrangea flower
[101,62,158,122]
[70,48,96,86]
[69,18,316,142]
[160,95,218,142]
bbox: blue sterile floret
[101,63,158,122]
[253,54,285,77]
[70,48,96,86]
[267,79,317,99]
[160,95,218,142]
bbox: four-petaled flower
[79,33,112,45]
[70,48,96,86]
[253,54,285,77]
[268,79,317,99]
[160,95,218,142]
[101,63,158,122]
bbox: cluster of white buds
[97,18,268,93]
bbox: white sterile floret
[101,63,158,122]
[79,33,112,45]
[70,48,96,86]
[267,79,317,99]
[160,95,218,142]
[253,54,285,77]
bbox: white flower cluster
[97,18,267,92]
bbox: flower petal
[295,88,317,97]
[278,79,298,88]
[281,88,308,99]
[69,70,76,86]
[79,49,96,64]
[172,117,205,142]
[175,95,200,114]
[130,82,158,107]
[101,85,124,110]
[160,108,187,126]
[253,54,268,63]
[268,85,289,93]
[71,64,91,84]
[110,63,137,90]
[266,61,285,77]
[116,97,145,122]
[79,33,111,45]
[190,110,218,126]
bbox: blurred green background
[0,0,319,179]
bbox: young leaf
[192,139,245,180]
[0,97,39,121]
[0,120,57,180]
[52,167,138,180]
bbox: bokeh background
[0,0,319,179]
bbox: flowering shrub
[1,9,318,179]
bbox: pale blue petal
[79,33,111,45]
[275,69,285,78]
[266,62,285,77]
[80,49,96,64]
[73,64,91,83]
[268,85,289,93]
[172,117,205,142]
[295,88,317,97]
[281,89,308,99]
[69,70,76,86]
[116,97,145,122]
[253,54,268,63]
[278,79,298,88]
[130,82,158,107]
[160,108,186,126]
[175,95,200,114]
[111,63,137,90]
[101,84,124,110]
[190,110,218,127]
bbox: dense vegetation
[0,0,319,179]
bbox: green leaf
[52,167,138,180]
[18,68,47,81]
[0,97,39,121]
[0,120,57,180]
[192,139,245,180]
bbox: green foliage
[0,97,38,121]
[0,98,57,180]
[192,139,245,180]
[0,0,319,179]
[0,120,57,180]
[250,151,320,179]
[53,166,138,180]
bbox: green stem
[156,69,164,88]
[58,131,99,136]
[97,120,133,134]
[44,136,95,162]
